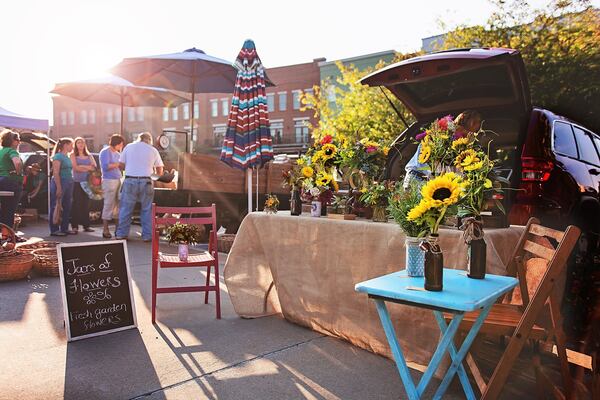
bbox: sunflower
[316,173,332,187]
[321,143,338,160]
[454,149,480,168]
[451,137,470,150]
[418,145,431,164]
[464,160,484,171]
[311,151,323,163]
[301,166,314,178]
[296,157,305,166]
[407,200,432,221]
[421,173,462,207]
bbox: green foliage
[301,60,414,146]
[387,181,426,237]
[439,0,600,132]
[360,180,395,207]
[164,222,203,245]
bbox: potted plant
[164,222,203,262]
[388,182,427,276]
[328,194,356,220]
[360,180,394,222]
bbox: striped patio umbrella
[220,40,273,212]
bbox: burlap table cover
[224,211,524,370]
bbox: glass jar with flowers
[360,180,394,222]
[388,181,427,276]
[339,137,390,190]
[282,154,315,216]
[264,194,280,214]
[164,222,203,262]
[406,172,464,291]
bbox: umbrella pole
[120,90,124,136]
[47,128,52,219]
[247,169,252,214]
[255,166,258,212]
[189,90,194,153]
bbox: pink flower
[366,146,377,153]
[321,135,333,144]
[437,115,453,131]
[415,131,427,141]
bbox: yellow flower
[296,158,305,166]
[451,137,469,150]
[464,160,484,171]
[311,151,323,163]
[418,145,431,164]
[421,173,462,208]
[316,173,332,186]
[347,150,355,158]
[301,166,314,178]
[484,178,493,189]
[455,149,479,168]
[332,180,339,191]
[407,200,431,221]
[321,143,338,160]
[383,146,390,156]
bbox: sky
[2,0,598,124]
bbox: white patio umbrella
[50,75,190,135]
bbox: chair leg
[151,260,158,324]
[214,262,221,319]
[204,266,211,304]
[532,341,547,399]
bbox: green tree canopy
[439,0,600,132]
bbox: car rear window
[553,122,578,158]
[573,126,600,166]
[399,64,515,108]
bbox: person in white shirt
[115,132,163,241]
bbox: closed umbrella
[111,48,238,144]
[50,75,189,135]
[220,40,273,213]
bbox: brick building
[51,58,323,153]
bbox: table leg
[374,299,420,400]
[415,311,464,397]
[432,304,493,399]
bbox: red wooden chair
[151,203,221,323]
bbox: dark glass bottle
[290,189,302,216]
[467,238,487,279]
[421,234,443,291]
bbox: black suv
[361,48,600,231]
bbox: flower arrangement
[359,180,395,207]
[388,181,426,238]
[164,222,203,245]
[414,115,459,173]
[340,137,390,190]
[264,194,280,214]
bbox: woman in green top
[0,129,24,228]
[49,137,75,236]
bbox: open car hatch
[360,48,531,121]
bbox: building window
[106,108,113,124]
[270,120,284,144]
[304,88,314,107]
[292,90,302,110]
[79,110,87,125]
[278,92,287,111]
[163,107,169,122]
[114,108,121,123]
[210,100,218,117]
[212,124,227,146]
[60,111,67,126]
[182,103,190,120]
[172,107,178,121]
[128,108,135,122]
[194,101,199,118]
[68,111,75,125]
[221,98,229,116]
[136,108,144,121]
[267,93,275,112]
[327,86,336,102]
[89,109,96,124]
[294,118,310,144]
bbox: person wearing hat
[0,129,24,228]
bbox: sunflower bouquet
[264,194,280,214]
[282,154,314,190]
[340,137,390,190]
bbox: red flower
[438,118,448,130]
[321,135,333,144]
[366,146,377,153]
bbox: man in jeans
[115,132,163,241]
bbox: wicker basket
[17,241,59,254]
[217,234,236,253]
[0,252,34,282]
[32,247,60,277]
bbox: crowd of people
[0,129,164,241]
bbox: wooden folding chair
[151,203,221,323]
[449,218,581,399]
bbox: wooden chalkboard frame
[57,240,138,342]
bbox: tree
[301,59,415,146]
[439,0,600,132]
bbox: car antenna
[379,86,409,129]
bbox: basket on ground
[17,241,59,254]
[32,247,60,277]
[0,252,34,282]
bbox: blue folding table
[355,269,518,400]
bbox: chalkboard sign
[57,240,137,341]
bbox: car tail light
[521,157,553,182]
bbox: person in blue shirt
[99,134,124,239]
[49,138,75,236]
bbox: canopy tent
[0,106,49,131]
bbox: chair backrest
[505,218,580,308]
[151,204,217,254]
